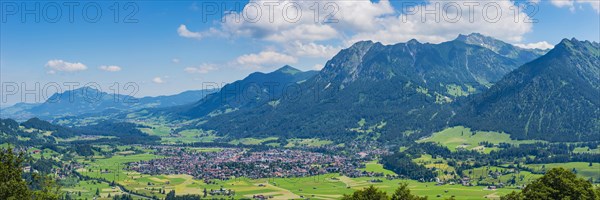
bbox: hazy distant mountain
[180,65,318,118]
[25,87,136,118]
[201,34,544,141]
[454,38,600,142]
[0,117,160,145]
[0,102,40,119]
[455,33,549,65]
[137,90,210,108]
[1,87,213,120]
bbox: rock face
[316,38,528,97]
[455,33,549,65]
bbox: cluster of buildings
[128,147,366,181]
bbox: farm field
[27,147,62,160]
[80,171,520,199]
[229,137,279,145]
[573,146,600,154]
[359,161,397,176]
[134,174,520,199]
[284,138,334,147]
[76,154,161,182]
[418,126,541,152]
[524,162,600,181]
[61,180,122,200]
[346,177,519,200]
[463,166,543,186]
[139,125,173,137]
[138,122,221,144]
[161,129,221,144]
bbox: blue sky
[1,0,599,106]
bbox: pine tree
[1,148,59,200]
[0,148,31,199]
[65,193,72,200]
[342,185,388,200]
[501,168,598,200]
[391,183,427,200]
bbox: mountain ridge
[198,33,547,141]
[453,38,600,141]
[179,65,318,118]
[1,87,214,120]
[455,33,550,65]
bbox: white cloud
[152,77,165,84]
[177,24,220,40]
[45,59,87,72]
[311,64,324,70]
[514,41,554,50]
[187,0,535,46]
[172,58,180,64]
[577,0,599,13]
[236,51,297,68]
[550,0,573,7]
[551,0,600,13]
[286,41,340,58]
[99,65,122,72]
[551,0,575,11]
[348,1,534,44]
[588,0,600,13]
[183,0,548,72]
[184,64,217,74]
[177,24,202,39]
[183,0,393,43]
[264,24,339,43]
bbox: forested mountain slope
[453,38,600,142]
[200,35,546,141]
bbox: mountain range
[197,33,558,141]
[4,33,596,143]
[0,87,214,120]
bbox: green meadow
[359,161,397,176]
[573,146,600,154]
[463,166,543,186]
[524,162,600,181]
[418,126,541,153]
[284,138,333,147]
[229,137,279,145]
[161,129,221,144]
[76,154,160,182]
[61,180,121,200]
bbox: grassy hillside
[524,162,600,181]
[418,126,541,153]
